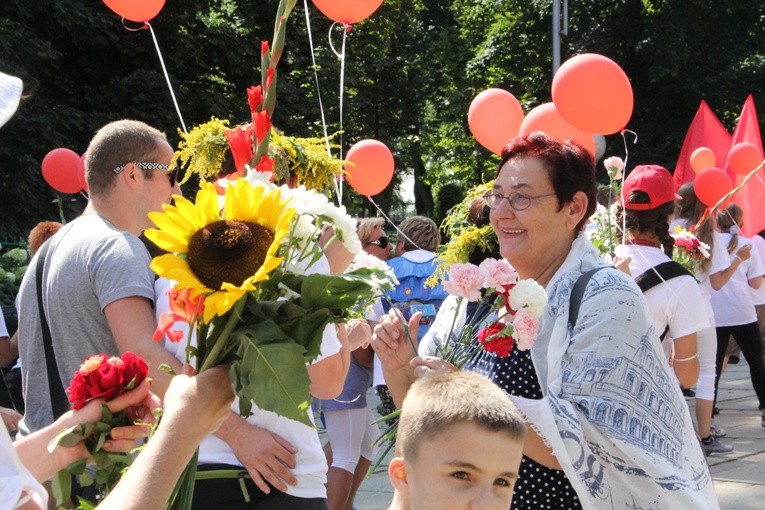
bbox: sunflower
[145,180,296,323]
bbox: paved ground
[330,361,765,509]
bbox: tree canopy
[1,0,763,242]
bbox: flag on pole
[673,100,731,189]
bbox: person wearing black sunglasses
[360,218,393,261]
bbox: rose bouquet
[48,352,149,506]
[671,226,710,272]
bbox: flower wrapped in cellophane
[144,177,394,426]
[671,226,710,273]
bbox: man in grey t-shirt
[17,119,181,435]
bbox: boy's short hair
[396,370,526,459]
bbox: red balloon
[694,167,733,207]
[312,0,383,24]
[468,89,524,155]
[728,142,763,175]
[345,140,394,196]
[77,153,89,193]
[551,53,633,134]
[102,0,166,22]
[518,102,596,156]
[690,147,716,173]
[42,148,82,194]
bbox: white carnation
[508,279,547,318]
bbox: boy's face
[390,421,523,510]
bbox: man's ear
[388,456,409,493]
[566,191,588,230]
[122,162,142,190]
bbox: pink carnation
[512,309,540,351]
[443,263,483,302]
[479,258,518,290]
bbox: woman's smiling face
[489,156,586,284]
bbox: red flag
[673,100,731,189]
[724,95,765,237]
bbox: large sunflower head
[145,180,296,322]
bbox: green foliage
[1,0,764,237]
[0,247,28,306]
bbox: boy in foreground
[387,370,526,510]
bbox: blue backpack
[383,256,448,342]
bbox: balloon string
[619,128,638,251]
[303,1,341,204]
[366,196,423,251]
[338,25,349,205]
[147,22,187,133]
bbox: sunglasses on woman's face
[365,236,389,249]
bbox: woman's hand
[735,244,752,262]
[1,406,22,433]
[371,309,421,372]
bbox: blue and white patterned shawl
[421,234,718,509]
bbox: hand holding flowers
[671,226,710,272]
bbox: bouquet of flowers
[48,352,149,506]
[146,176,393,424]
[433,258,547,365]
[671,226,710,272]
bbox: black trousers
[714,322,765,410]
[192,464,328,510]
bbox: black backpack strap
[35,240,69,419]
[569,266,608,329]
[634,261,693,293]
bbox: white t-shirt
[615,244,710,357]
[709,235,765,327]
[0,423,47,509]
[155,254,341,499]
[749,235,765,306]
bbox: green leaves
[230,332,312,426]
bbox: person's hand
[229,421,299,493]
[735,244,753,262]
[346,318,373,350]
[163,365,234,436]
[54,378,160,467]
[612,255,632,276]
[1,406,21,433]
[411,356,457,379]
[371,309,421,372]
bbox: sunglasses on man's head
[112,161,179,187]
[364,236,389,249]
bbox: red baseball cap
[621,164,682,210]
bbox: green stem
[199,298,246,372]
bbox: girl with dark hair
[614,165,729,455]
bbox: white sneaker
[702,437,734,456]
[710,423,727,438]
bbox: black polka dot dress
[465,347,583,509]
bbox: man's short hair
[357,217,386,245]
[84,119,167,196]
[395,370,526,460]
[398,216,440,252]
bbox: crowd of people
[2,75,765,510]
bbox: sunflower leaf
[230,331,312,427]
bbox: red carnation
[477,322,515,357]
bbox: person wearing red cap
[615,164,731,456]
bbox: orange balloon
[102,0,166,22]
[728,142,763,175]
[345,140,394,196]
[551,53,633,134]
[689,147,716,173]
[518,102,596,156]
[42,148,83,194]
[468,89,524,155]
[312,0,383,24]
[694,167,733,207]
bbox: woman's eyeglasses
[483,191,556,211]
[112,161,179,187]
[364,236,389,249]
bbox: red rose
[66,352,149,410]
[478,322,515,357]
